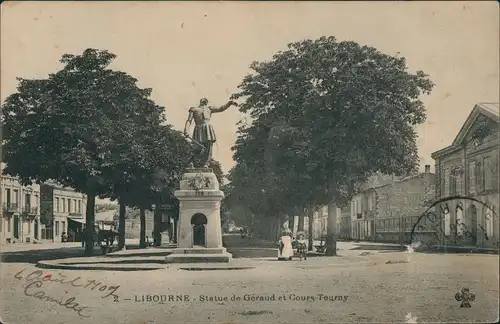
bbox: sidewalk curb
[36,260,165,271]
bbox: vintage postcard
[0,1,498,323]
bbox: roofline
[432,103,499,159]
[431,144,462,159]
[452,103,499,146]
[359,172,435,192]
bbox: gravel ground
[1,247,498,324]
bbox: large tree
[1,49,165,255]
[230,36,434,255]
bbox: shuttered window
[483,156,493,191]
[468,161,476,194]
[443,169,450,196]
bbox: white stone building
[0,167,42,243]
[40,182,87,242]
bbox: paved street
[1,237,498,324]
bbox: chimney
[425,165,431,173]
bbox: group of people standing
[278,228,308,261]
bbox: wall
[373,172,436,243]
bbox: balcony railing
[3,203,19,213]
[22,206,39,215]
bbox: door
[34,219,39,239]
[13,215,19,238]
[193,224,206,246]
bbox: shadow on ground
[0,247,104,264]
[0,235,279,264]
[350,244,407,252]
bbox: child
[296,231,307,261]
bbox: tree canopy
[2,49,165,195]
[1,48,199,254]
[228,36,434,248]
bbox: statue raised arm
[183,98,238,168]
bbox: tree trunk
[166,213,172,243]
[298,214,305,232]
[118,201,126,250]
[325,201,338,256]
[308,208,314,251]
[267,218,273,240]
[288,214,294,233]
[84,192,96,256]
[276,215,281,239]
[173,216,178,244]
[139,206,146,248]
[153,201,162,247]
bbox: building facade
[350,173,399,241]
[40,182,87,243]
[374,167,436,243]
[337,206,351,240]
[1,169,42,243]
[349,169,435,243]
[311,206,328,239]
[431,103,499,248]
[297,204,350,241]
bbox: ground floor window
[55,221,60,236]
[7,218,11,232]
[444,212,451,235]
[486,213,494,238]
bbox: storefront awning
[68,217,86,224]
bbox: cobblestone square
[1,242,498,324]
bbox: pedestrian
[277,228,293,261]
[296,231,307,261]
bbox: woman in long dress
[278,229,294,260]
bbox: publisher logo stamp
[455,287,475,308]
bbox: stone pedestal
[165,168,232,263]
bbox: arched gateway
[191,213,207,246]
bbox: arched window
[444,210,451,236]
[485,205,494,239]
[450,167,464,195]
[468,204,477,229]
[191,213,207,225]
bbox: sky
[1,1,499,178]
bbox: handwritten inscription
[14,268,121,318]
[410,195,498,248]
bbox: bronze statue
[183,98,238,168]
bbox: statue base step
[165,247,232,263]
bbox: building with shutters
[431,102,499,248]
[1,164,42,243]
